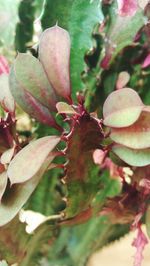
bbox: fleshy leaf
[1,147,15,165]
[0,161,51,226]
[103,88,144,128]
[116,71,130,90]
[101,1,146,68]
[0,172,8,201]
[112,145,150,166]
[8,136,60,184]
[0,74,15,115]
[110,111,150,149]
[65,114,103,218]
[9,65,57,127]
[39,25,71,101]
[56,102,77,115]
[12,53,57,111]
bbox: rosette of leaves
[103,87,150,167]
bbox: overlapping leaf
[112,145,150,167]
[111,111,150,149]
[8,136,60,184]
[103,88,144,128]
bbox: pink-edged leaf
[9,65,57,128]
[7,136,60,184]
[116,71,130,90]
[0,74,15,115]
[103,88,144,128]
[0,157,53,226]
[12,53,57,112]
[142,54,150,68]
[112,145,150,166]
[0,56,9,75]
[0,172,8,201]
[132,227,148,266]
[117,0,138,16]
[39,25,71,102]
[1,147,15,165]
[110,111,150,149]
[56,102,77,115]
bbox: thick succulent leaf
[0,172,7,201]
[39,25,71,102]
[103,88,144,128]
[56,102,77,115]
[116,71,130,90]
[0,154,56,226]
[8,136,60,184]
[1,147,15,165]
[65,114,103,218]
[41,0,103,97]
[69,0,103,95]
[110,111,150,149]
[11,53,57,111]
[9,65,57,127]
[102,2,147,67]
[112,145,150,167]
[0,74,15,115]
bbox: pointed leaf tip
[39,25,71,101]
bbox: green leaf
[65,114,103,218]
[69,0,103,96]
[112,145,150,167]
[9,63,57,127]
[103,88,144,128]
[0,157,54,226]
[103,2,147,63]
[8,136,60,184]
[110,111,150,149]
[11,53,57,111]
